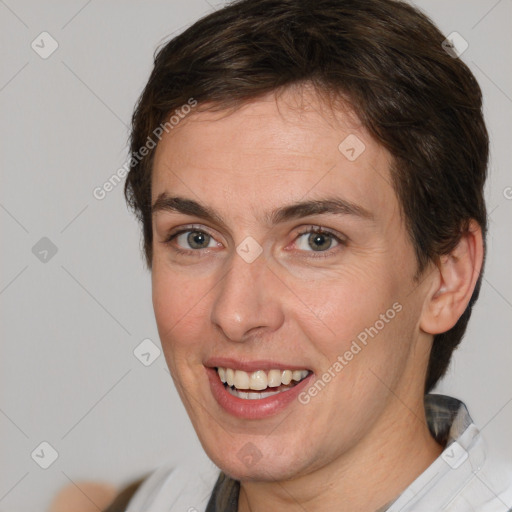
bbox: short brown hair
[125,0,489,392]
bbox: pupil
[188,231,209,249]
[309,233,331,251]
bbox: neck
[237,397,443,512]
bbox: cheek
[287,262,400,349]
[151,264,212,364]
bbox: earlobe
[420,220,484,335]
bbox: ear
[420,220,484,335]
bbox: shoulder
[437,418,512,511]
[466,449,512,512]
[390,395,512,511]
[125,459,221,512]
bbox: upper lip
[205,357,311,373]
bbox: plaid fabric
[424,394,473,447]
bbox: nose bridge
[210,250,283,342]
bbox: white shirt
[125,395,512,511]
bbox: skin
[49,482,118,512]
[150,84,483,511]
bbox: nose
[210,249,285,342]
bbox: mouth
[205,361,314,419]
[217,367,311,400]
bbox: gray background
[1,1,511,511]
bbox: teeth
[250,370,267,390]
[292,370,303,381]
[216,367,309,391]
[226,368,235,387]
[234,370,249,389]
[281,370,292,385]
[227,386,284,400]
[267,369,282,387]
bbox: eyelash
[162,225,347,258]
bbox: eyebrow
[151,193,374,226]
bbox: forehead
[151,87,398,225]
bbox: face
[151,86,432,482]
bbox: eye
[176,230,219,250]
[294,227,343,253]
[163,228,220,253]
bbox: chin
[199,434,312,482]
[216,456,302,482]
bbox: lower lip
[206,367,314,419]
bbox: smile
[217,367,310,399]
[206,362,314,419]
